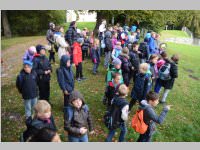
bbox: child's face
[72,98,83,109]
[115,64,121,70]
[133,45,139,51]
[149,99,159,107]
[60,27,64,33]
[40,49,46,55]
[152,57,158,64]
[37,110,51,119]
[66,60,70,67]
[52,133,61,142]
[113,75,121,84]
[24,65,32,73]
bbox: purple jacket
[23,50,35,62]
[112,38,118,49]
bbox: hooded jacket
[129,50,140,72]
[91,46,101,63]
[56,55,74,93]
[65,25,78,46]
[73,42,82,66]
[16,69,38,100]
[64,91,94,137]
[112,45,122,60]
[139,100,169,131]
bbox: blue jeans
[24,97,38,118]
[68,134,88,142]
[106,122,127,142]
[154,79,162,93]
[137,123,156,142]
[93,63,99,73]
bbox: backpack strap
[82,104,89,113]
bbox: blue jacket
[91,47,101,63]
[131,73,151,101]
[56,55,74,93]
[148,37,156,54]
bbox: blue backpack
[158,63,171,80]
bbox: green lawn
[1,36,44,51]
[1,29,200,142]
[160,30,190,41]
[63,22,96,31]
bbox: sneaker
[80,77,87,80]
[76,78,81,82]
[93,72,97,75]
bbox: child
[148,32,156,55]
[147,54,159,90]
[111,32,118,49]
[129,42,140,82]
[137,91,171,142]
[118,47,132,87]
[29,127,61,142]
[23,100,57,142]
[106,58,123,85]
[16,60,38,121]
[64,90,94,142]
[81,34,90,60]
[73,38,87,82]
[136,29,141,41]
[33,44,52,102]
[91,39,101,74]
[105,73,122,109]
[111,41,122,60]
[105,84,129,142]
[46,22,56,63]
[56,55,74,107]
[129,63,151,111]
[156,54,179,103]
[128,32,137,44]
[23,46,37,62]
[158,43,167,55]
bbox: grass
[1,36,44,51]
[160,30,190,41]
[63,22,96,31]
[1,29,200,142]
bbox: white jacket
[54,34,69,60]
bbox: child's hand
[89,130,95,135]
[45,71,48,74]
[166,105,173,110]
[80,127,87,135]
[64,90,69,95]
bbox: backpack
[131,109,148,134]
[103,99,126,130]
[158,63,171,80]
[138,42,148,59]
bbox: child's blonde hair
[94,39,99,46]
[139,63,149,74]
[34,100,51,116]
[118,84,129,97]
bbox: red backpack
[131,109,148,134]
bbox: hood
[120,53,129,59]
[105,31,112,38]
[60,55,70,68]
[112,97,128,108]
[73,42,80,47]
[139,100,150,110]
[69,90,85,105]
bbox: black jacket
[23,115,57,141]
[56,55,74,93]
[32,55,52,82]
[129,50,140,72]
[64,104,94,137]
[82,38,90,51]
[65,26,77,46]
[16,70,38,100]
[104,31,113,52]
[159,59,178,89]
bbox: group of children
[16,20,179,142]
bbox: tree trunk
[2,10,12,38]
[93,11,104,37]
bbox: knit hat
[69,90,85,104]
[112,58,122,66]
[36,44,46,54]
[77,38,84,44]
[23,60,33,67]
[28,46,36,55]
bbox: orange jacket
[73,42,82,65]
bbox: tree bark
[2,10,12,38]
[93,11,104,37]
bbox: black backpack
[138,42,148,59]
[103,99,127,130]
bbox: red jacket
[73,42,82,65]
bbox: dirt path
[1,36,47,86]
